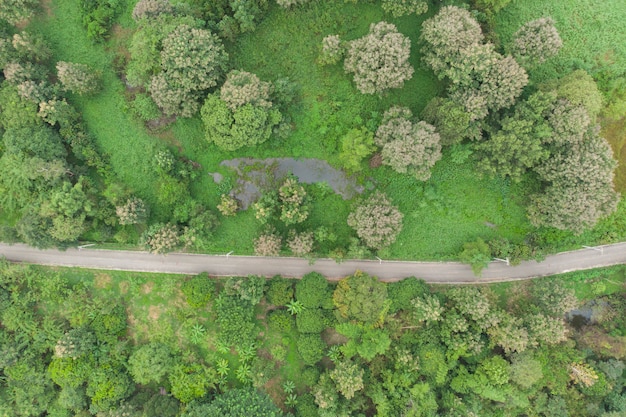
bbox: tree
[2,125,66,161]
[329,360,365,399]
[344,21,413,95]
[543,69,603,119]
[217,194,239,216]
[296,308,327,334]
[181,272,216,308]
[531,280,578,317]
[375,106,442,180]
[169,363,214,403]
[141,223,180,253]
[459,238,491,277]
[296,272,331,309]
[201,94,281,151]
[509,352,543,390]
[287,230,314,256]
[529,130,619,232]
[333,271,389,324]
[128,343,175,385]
[525,313,568,347]
[387,276,428,313]
[338,127,376,172]
[0,0,38,25]
[254,232,282,256]
[132,0,173,21]
[278,177,309,225]
[184,388,283,417]
[421,97,480,145]
[223,275,265,305]
[220,70,272,110]
[347,191,403,250]
[411,294,444,324]
[265,275,294,306]
[115,197,148,225]
[86,367,134,413]
[297,334,326,365]
[512,17,562,67]
[150,25,228,117]
[318,35,344,66]
[56,62,101,95]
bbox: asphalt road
[1,242,625,283]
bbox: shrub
[459,238,492,277]
[215,294,257,348]
[287,230,314,256]
[129,93,161,121]
[254,233,282,256]
[169,363,213,403]
[267,309,294,332]
[296,308,326,334]
[381,0,427,18]
[223,275,265,305]
[296,272,330,309]
[141,223,180,254]
[181,272,216,308]
[115,197,148,225]
[56,62,100,95]
[0,0,38,25]
[297,334,325,365]
[338,127,376,172]
[217,194,239,216]
[132,0,173,21]
[344,21,413,94]
[278,177,309,225]
[347,191,403,250]
[266,275,294,306]
[128,343,175,385]
[318,35,344,66]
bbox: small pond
[214,158,364,209]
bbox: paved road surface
[1,242,625,283]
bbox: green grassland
[24,0,626,259]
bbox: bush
[318,35,344,66]
[116,197,148,225]
[217,194,239,216]
[296,272,330,309]
[267,309,294,332]
[128,343,175,385]
[132,0,173,21]
[381,0,427,18]
[287,230,314,256]
[141,223,180,254]
[129,93,161,121]
[297,334,326,365]
[296,308,326,334]
[223,275,265,305]
[254,232,282,256]
[56,62,100,95]
[220,70,272,110]
[511,17,562,67]
[266,275,294,306]
[344,21,413,94]
[181,272,215,308]
[215,294,257,348]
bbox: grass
[25,0,626,260]
[31,0,163,212]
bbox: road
[1,242,625,283]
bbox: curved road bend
[1,242,625,283]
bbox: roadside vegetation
[0,260,624,415]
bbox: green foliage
[223,275,265,305]
[296,272,331,309]
[381,0,427,18]
[90,304,127,340]
[180,273,216,308]
[86,366,134,413]
[296,308,327,334]
[387,277,428,313]
[128,342,175,385]
[297,333,326,365]
[201,94,281,151]
[169,363,214,403]
[347,191,403,250]
[215,294,257,348]
[265,275,294,306]
[267,309,294,332]
[459,238,492,277]
[80,0,122,41]
[338,127,376,172]
[333,271,389,324]
[184,388,284,417]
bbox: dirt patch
[263,375,286,411]
[141,281,155,294]
[94,273,112,289]
[41,0,54,17]
[322,327,348,345]
[148,305,163,321]
[118,280,130,294]
[146,115,177,132]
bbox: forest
[0,261,624,416]
[0,0,625,266]
[1,0,626,415]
